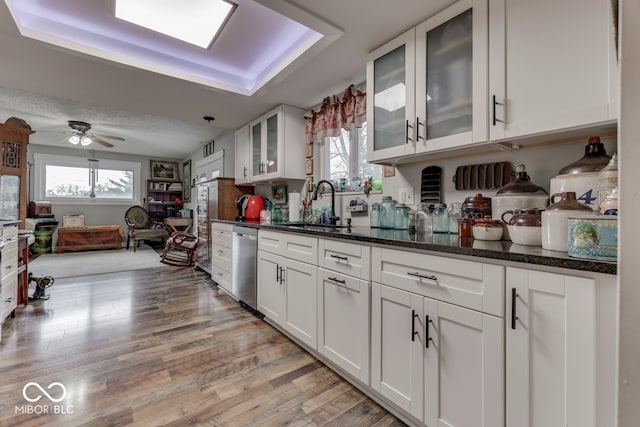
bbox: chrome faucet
[312,180,340,225]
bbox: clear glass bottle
[380,196,396,229]
[408,209,416,232]
[432,203,449,233]
[447,202,462,233]
[370,203,381,228]
[394,203,409,230]
[416,203,432,233]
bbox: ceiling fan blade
[90,135,114,148]
[92,132,125,141]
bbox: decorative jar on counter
[394,203,409,230]
[380,196,396,229]
[432,204,449,233]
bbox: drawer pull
[407,271,437,282]
[328,277,346,284]
[330,254,349,262]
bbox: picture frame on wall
[182,159,191,202]
[305,159,313,175]
[305,143,313,158]
[150,160,179,181]
[272,184,288,204]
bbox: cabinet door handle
[276,264,281,283]
[330,254,348,262]
[243,166,247,178]
[407,271,437,282]
[425,315,433,349]
[279,266,285,285]
[411,309,419,342]
[406,120,414,143]
[416,117,425,141]
[511,287,519,330]
[492,95,504,126]
[328,277,346,284]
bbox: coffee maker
[236,194,252,220]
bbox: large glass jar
[416,203,432,233]
[380,196,396,229]
[394,203,409,230]
[370,203,381,228]
[432,203,449,233]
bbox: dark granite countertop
[215,220,617,275]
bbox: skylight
[3,0,341,95]
[114,0,236,49]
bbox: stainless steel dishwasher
[232,226,257,310]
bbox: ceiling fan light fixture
[80,136,93,146]
[114,0,236,49]
[69,135,81,145]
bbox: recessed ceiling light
[115,0,236,49]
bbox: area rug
[28,245,172,279]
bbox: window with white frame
[34,153,141,205]
[321,122,382,187]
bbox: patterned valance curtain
[304,84,366,143]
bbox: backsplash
[256,134,617,227]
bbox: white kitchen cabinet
[0,224,19,323]
[257,250,285,324]
[367,0,488,162]
[371,282,503,426]
[371,283,424,419]
[489,0,617,141]
[211,222,233,295]
[506,267,603,427]
[234,124,251,185]
[249,104,306,182]
[317,267,370,385]
[257,230,318,348]
[424,296,503,427]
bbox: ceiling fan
[65,120,125,148]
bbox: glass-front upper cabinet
[416,0,488,153]
[367,0,488,163]
[366,29,416,162]
[251,121,262,179]
[250,108,281,181]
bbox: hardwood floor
[0,267,405,427]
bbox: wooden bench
[57,225,124,253]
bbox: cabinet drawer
[1,247,18,279]
[318,238,371,280]
[211,231,232,247]
[2,225,18,242]
[372,247,504,317]
[211,259,232,291]
[258,230,317,264]
[212,242,232,266]
[212,222,233,238]
[1,275,17,320]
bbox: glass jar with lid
[447,202,462,233]
[432,203,449,233]
[380,196,396,229]
[394,203,409,230]
[370,202,381,228]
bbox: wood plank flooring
[0,267,405,427]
